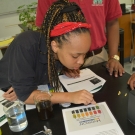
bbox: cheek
[58,53,77,66]
[62,55,76,64]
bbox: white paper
[0,103,7,126]
[62,102,124,135]
[0,91,7,126]
[58,86,71,107]
[0,89,5,101]
[59,68,106,93]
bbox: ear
[51,40,59,53]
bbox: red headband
[50,22,91,37]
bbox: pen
[9,90,13,94]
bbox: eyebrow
[72,53,85,55]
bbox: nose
[77,55,84,65]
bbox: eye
[72,55,79,59]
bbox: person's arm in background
[128,73,135,90]
[105,0,125,77]
[36,0,56,27]
[106,19,125,77]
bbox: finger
[91,100,96,105]
[4,93,16,101]
[121,67,125,73]
[131,82,135,90]
[4,90,14,96]
[72,70,79,78]
[130,84,134,90]
[129,81,135,90]
[74,69,80,76]
[65,69,77,78]
[69,70,80,78]
[3,91,16,99]
[118,68,124,76]
[76,69,80,74]
[114,70,118,77]
[133,82,135,88]
[64,72,72,78]
[127,77,132,84]
[106,62,109,68]
[83,97,96,105]
[6,95,17,101]
[9,91,17,97]
[108,67,113,76]
[3,93,11,98]
[82,92,94,105]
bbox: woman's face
[51,32,91,70]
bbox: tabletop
[1,62,135,135]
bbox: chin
[73,68,80,70]
[66,66,74,70]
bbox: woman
[1,0,96,105]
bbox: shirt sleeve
[36,0,56,27]
[106,0,122,22]
[8,34,38,102]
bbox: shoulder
[104,0,122,21]
[104,0,120,8]
[11,31,46,51]
[15,31,41,43]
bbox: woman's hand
[3,87,17,101]
[69,90,96,105]
[63,67,80,78]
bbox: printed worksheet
[59,68,106,93]
[62,102,124,135]
[0,89,7,126]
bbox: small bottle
[44,126,52,135]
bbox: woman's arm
[25,89,96,105]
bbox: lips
[73,67,80,70]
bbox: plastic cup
[34,91,53,120]
[3,100,28,132]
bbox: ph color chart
[62,102,124,135]
[72,105,101,119]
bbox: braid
[41,0,88,92]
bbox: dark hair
[40,0,90,91]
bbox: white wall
[119,0,133,4]
[0,13,21,59]
[0,13,21,39]
[0,0,37,15]
[0,51,2,60]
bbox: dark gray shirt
[0,31,62,101]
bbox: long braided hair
[40,0,90,92]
